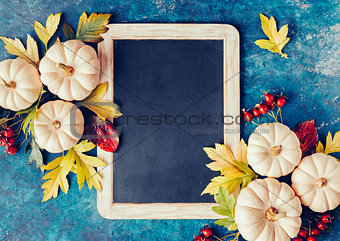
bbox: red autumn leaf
[293,119,318,157]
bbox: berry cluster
[0,127,17,155]
[194,226,213,241]
[294,213,333,241]
[243,92,287,123]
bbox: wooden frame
[97,24,240,219]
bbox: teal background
[0,0,339,240]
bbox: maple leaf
[0,34,39,67]
[323,131,340,154]
[254,14,290,58]
[83,83,122,120]
[41,153,74,202]
[212,187,238,231]
[34,13,62,49]
[75,12,111,43]
[202,141,257,195]
[72,140,107,191]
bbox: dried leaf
[316,141,324,153]
[204,143,237,172]
[41,153,73,202]
[201,173,244,195]
[236,139,247,164]
[83,83,122,120]
[25,138,44,172]
[34,13,62,49]
[323,131,340,154]
[63,23,75,40]
[0,35,39,66]
[76,12,111,43]
[293,119,318,157]
[255,14,290,58]
[72,140,107,191]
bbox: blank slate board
[97,24,240,219]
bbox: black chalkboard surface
[113,40,224,203]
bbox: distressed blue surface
[0,0,339,240]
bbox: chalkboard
[97,24,239,219]
[114,39,223,203]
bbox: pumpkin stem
[265,207,287,221]
[316,177,327,188]
[1,78,16,89]
[270,145,282,156]
[57,63,74,76]
[53,120,61,129]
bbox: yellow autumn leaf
[76,12,111,43]
[83,83,123,120]
[34,13,62,49]
[316,141,324,153]
[323,131,340,154]
[201,173,244,195]
[0,34,39,66]
[255,14,290,58]
[204,143,237,172]
[41,153,74,202]
[72,140,107,191]
[236,139,247,164]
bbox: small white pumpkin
[34,100,84,153]
[291,153,340,213]
[39,40,100,101]
[235,178,302,241]
[0,59,42,111]
[247,122,302,177]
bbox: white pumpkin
[291,153,340,213]
[247,123,302,177]
[39,40,100,101]
[235,178,302,241]
[0,59,42,111]
[34,100,84,153]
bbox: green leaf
[214,186,235,213]
[63,23,75,40]
[75,12,111,43]
[26,138,44,172]
[212,206,232,217]
[215,218,238,231]
[22,106,37,136]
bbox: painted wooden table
[0,0,339,240]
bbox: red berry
[3,127,13,138]
[311,228,320,236]
[205,239,212,241]
[252,108,261,117]
[276,97,286,107]
[264,93,275,103]
[0,137,6,147]
[7,137,15,147]
[258,104,269,114]
[317,221,326,231]
[294,238,303,241]
[307,236,317,241]
[194,235,204,241]
[321,213,331,223]
[244,112,253,122]
[7,146,17,155]
[299,229,308,238]
[267,102,275,110]
[201,227,212,237]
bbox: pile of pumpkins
[0,40,100,153]
[235,122,340,241]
